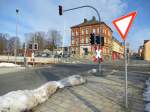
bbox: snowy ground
[0,63,25,75]
[0,62,21,67]
[143,77,150,112]
[0,75,86,112]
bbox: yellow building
[112,37,124,60]
[144,40,150,60]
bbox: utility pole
[14,8,19,64]
[58,5,102,74]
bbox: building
[143,40,150,60]
[112,37,124,60]
[138,45,144,59]
[71,16,113,61]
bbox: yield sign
[112,11,137,40]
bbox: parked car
[63,53,70,58]
[41,53,49,57]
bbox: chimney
[84,18,87,23]
[92,16,96,21]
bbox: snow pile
[58,75,86,88]
[87,69,97,74]
[0,63,21,67]
[143,77,150,112]
[0,75,85,112]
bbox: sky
[0,0,150,52]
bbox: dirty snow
[0,75,85,112]
[0,63,21,67]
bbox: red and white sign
[93,48,103,62]
[112,11,137,40]
[96,49,102,59]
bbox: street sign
[112,11,137,109]
[112,11,137,40]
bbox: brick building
[71,16,113,60]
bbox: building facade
[143,40,150,60]
[71,16,113,61]
[112,37,124,60]
[138,45,144,59]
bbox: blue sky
[0,0,150,52]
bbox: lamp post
[59,5,102,74]
[14,8,19,64]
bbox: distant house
[138,45,144,59]
[112,37,124,60]
[143,40,150,60]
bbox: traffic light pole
[15,9,19,65]
[61,5,102,74]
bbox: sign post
[112,11,137,108]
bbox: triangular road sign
[112,11,137,40]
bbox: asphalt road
[0,63,149,95]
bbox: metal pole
[124,40,128,108]
[15,9,19,64]
[62,18,66,60]
[63,5,101,73]
[24,43,27,67]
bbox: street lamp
[58,5,102,74]
[14,8,19,64]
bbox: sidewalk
[33,71,147,112]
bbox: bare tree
[46,30,63,51]
[7,36,21,55]
[25,32,47,50]
[0,33,9,54]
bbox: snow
[0,75,85,112]
[87,69,97,74]
[144,77,150,112]
[0,63,21,67]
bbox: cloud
[0,0,128,46]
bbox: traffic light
[34,43,38,50]
[95,36,104,46]
[59,5,63,15]
[95,36,100,44]
[29,44,32,49]
[16,8,19,13]
[90,33,95,45]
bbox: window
[76,31,79,36]
[81,29,84,35]
[72,40,74,45]
[76,38,79,45]
[72,31,74,36]
[97,28,99,33]
[106,38,108,43]
[93,28,96,33]
[102,29,105,34]
[81,36,84,43]
[106,48,108,54]
[86,28,88,34]
[86,37,89,43]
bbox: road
[0,63,149,95]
